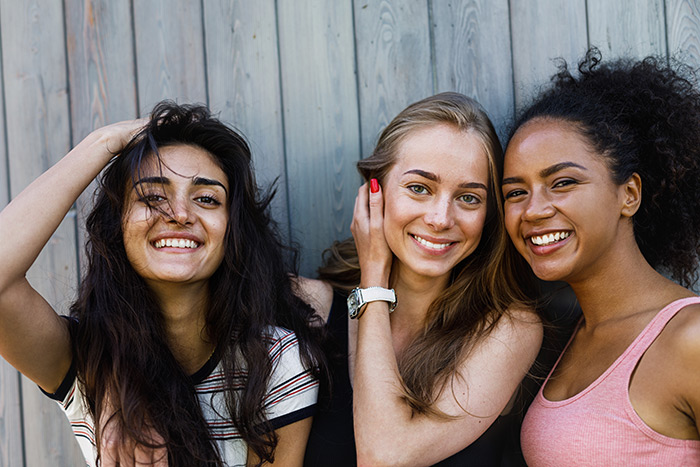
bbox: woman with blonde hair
[302,92,542,466]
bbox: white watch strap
[359,287,396,311]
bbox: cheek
[381,196,409,249]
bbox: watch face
[347,291,360,318]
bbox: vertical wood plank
[0,362,22,467]
[0,31,20,461]
[133,0,207,112]
[587,0,667,59]
[65,0,138,142]
[431,0,514,139]
[64,0,139,269]
[0,0,84,465]
[204,0,290,237]
[277,0,361,276]
[510,0,588,109]
[666,0,700,68]
[353,0,433,157]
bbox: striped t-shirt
[46,327,319,466]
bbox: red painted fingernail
[370,178,379,193]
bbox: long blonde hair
[319,92,534,415]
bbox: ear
[620,173,642,218]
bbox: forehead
[505,119,604,172]
[139,144,228,187]
[392,124,490,179]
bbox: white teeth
[154,238,199,249]
[412,234,452,250]
[530,231,570,246]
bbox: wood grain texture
[666,0,700,68]
[277,0,361,275]
[431,0,514,140]
[204,0,290,237]
[0,45,7,211]
[587,0,667,58]
[0,360,22,467]
[510,0,589,109]
[65,0,138,143]
[64,0,139,270]
[0,1,83,465]
[354,0,433,157]
[133,0,207,112]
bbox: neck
[149,281,214,374]
[568,241,690,328]
[390,264,450,335]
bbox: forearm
[353,302,420,466]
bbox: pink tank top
[521,297,700,466]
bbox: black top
[304,291,526,466]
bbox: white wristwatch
[347,287,397,319]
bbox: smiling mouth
[154,238,199,249]
[529,231,570,246]
[411,234,454,251]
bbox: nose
[522,189,555,222]
[424,197,455,231]
[168,197,194,225]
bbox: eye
[408,184,429,195]
[138,193,166,204]
[553,178,577,189]
[504,189,526,200]
[195,194,222,206]
[458,194,480,204]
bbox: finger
[351,183,370,236]
[367,178,384,232]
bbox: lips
[410,233,455,251]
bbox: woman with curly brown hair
[0,102,325,466]
[503,49,700,465]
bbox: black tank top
[304,291,526,466]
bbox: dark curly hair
[510,48,700,287]
[70,101,327,466]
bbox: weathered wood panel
[666,0,700,67]
[510,0,588,109]
[0,362,22,467]
[64,0,139,270]
[0,1,698,464]
[133,0,208,112]
[431,0,514,139]
[354,0,433,157]
[277,0,361,275]
[0,1,84,465]
[204,0,290,236]
[587,0,667,59]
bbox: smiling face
[382,123,490,284]
[502,118,631,284]
[122,144,229,288]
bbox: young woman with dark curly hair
[502,49,700,465]
[0,102,325,466]
[300,92,542,466]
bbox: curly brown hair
[511,48,700,288]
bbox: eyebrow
[134,176,228,194]
[403,169,487,191]
[502,161,587,185]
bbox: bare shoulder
[495,305,543,347]
[465,305,543,374]
[291,276,334,323]
[663,301,700,361]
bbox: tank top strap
[617,296,700,372]
[537,318,583,394]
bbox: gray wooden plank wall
[0,0,698,465]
